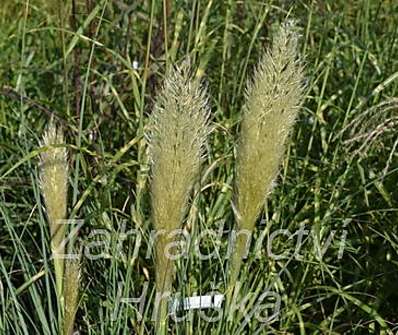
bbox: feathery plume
[149,62,210,333]
[229,21,305,288]
[40,121,68,299]
[63,258,80,335]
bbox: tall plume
[229,21,305,288]
[148,62,211,333]
[40,121,69,299]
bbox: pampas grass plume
[63,258,80,335]
[40,122,68,298]
[229,21,305,287]
[149,62,210,333]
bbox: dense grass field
[1,0,398,334]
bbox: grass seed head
[149,62,210,240]
[228,21,305,288]
[40,121,68,231]
[235,21,305,230]
[148,62,210,330]
[40,121,68,298]
[63,258,81,335]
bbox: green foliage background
[0,0,397,334]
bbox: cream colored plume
[40,121,68,298]
[149,62,210,333]
[230,21,305,286]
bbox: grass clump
[229,21,305,289]
[148,63,210,334]
[1,1,398,333]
